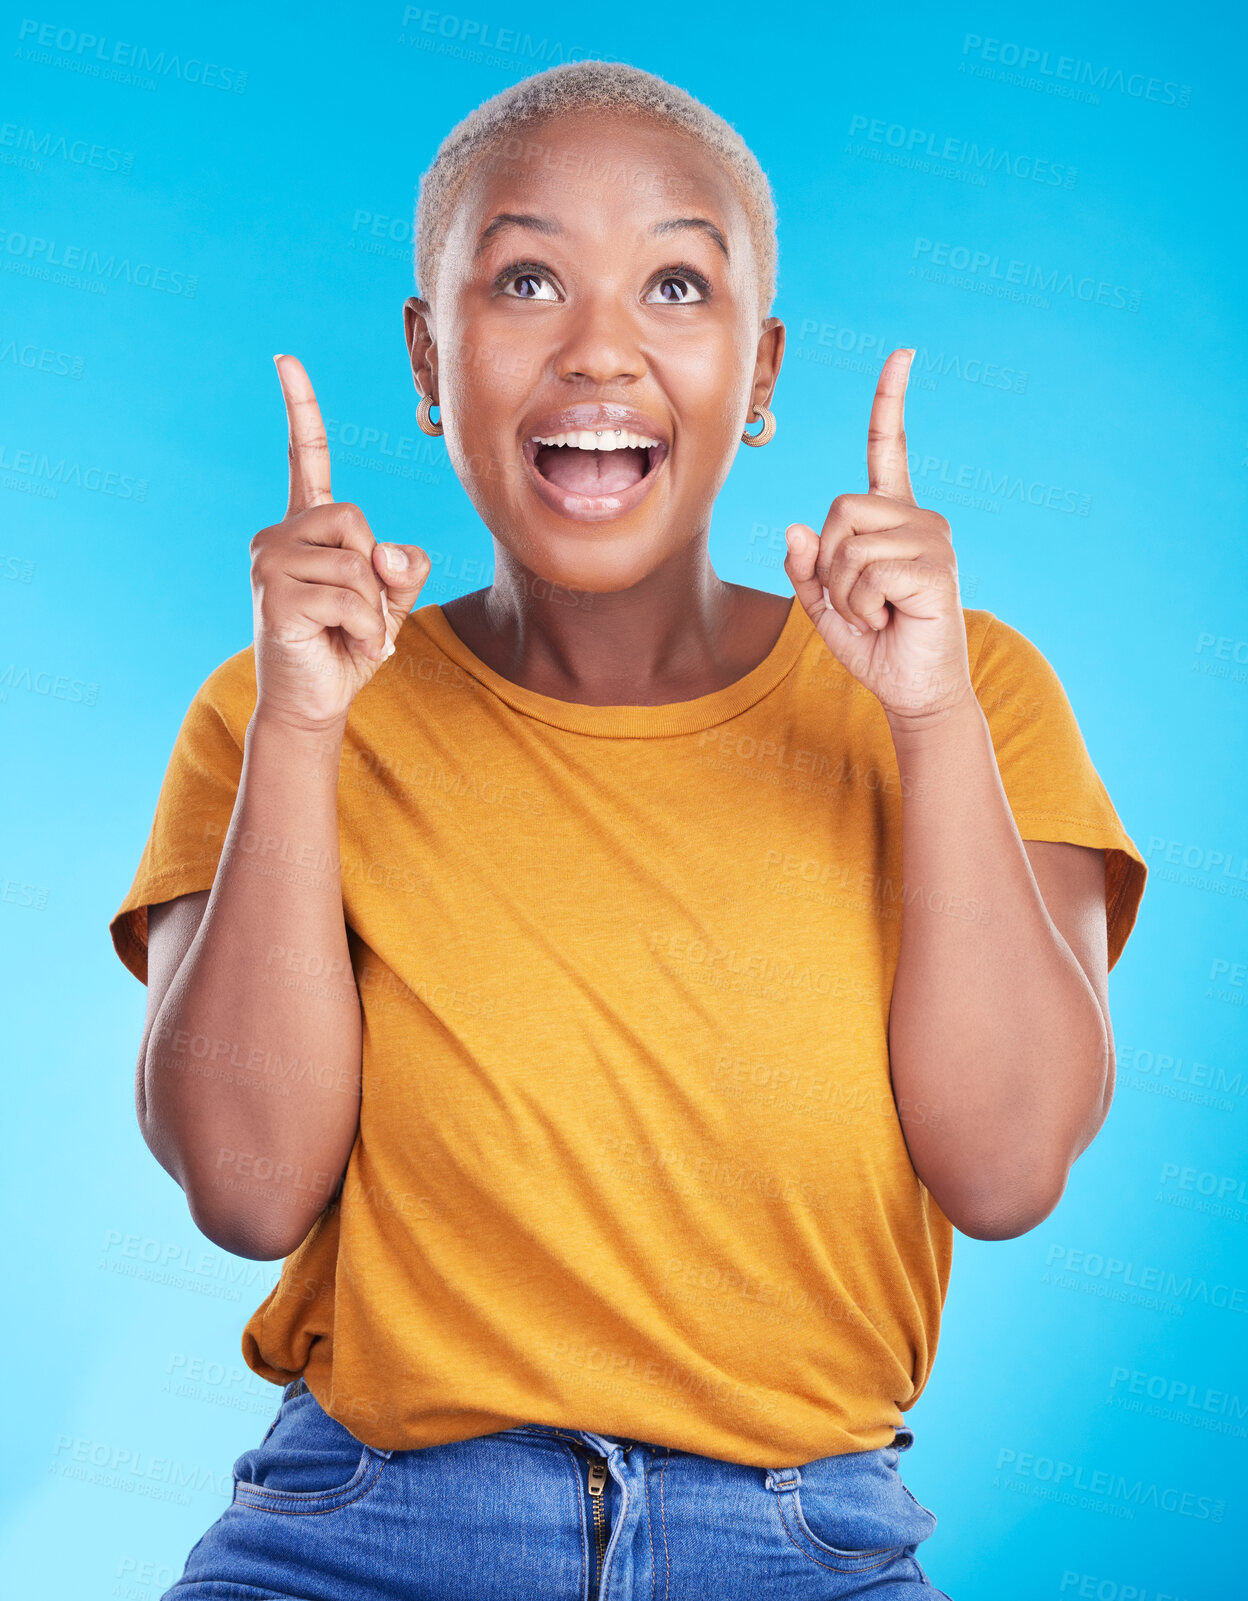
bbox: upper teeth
[531,429,661,451]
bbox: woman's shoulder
[961,608,1065,686]
[959,609,1099,738]
[962,606,997,666]
[726,584,798,673]
[177,642,256,747]
[729,584,795,631]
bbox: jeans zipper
[587,1456,608,1594]
[562,1438,621,1597]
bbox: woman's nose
[552,297,647,389]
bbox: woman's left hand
[783,347,975,725]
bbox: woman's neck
[438,546,792,707]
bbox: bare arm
[138,716,361,1261]
[885,703,1112,1240]
[784,348,1117,1241]
[135,356,429,1261]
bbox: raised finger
[275,354,333,515]
[866,348,917,504]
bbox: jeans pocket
[232,1386,391,1515]
[766,1446,936,1574]
[786,1487,907,1572]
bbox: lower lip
[521,441,668,523]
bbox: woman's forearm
[142,712,362,1259]
[885,696,1110,1239]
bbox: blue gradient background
[1,3,1244,1597]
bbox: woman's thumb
[374,543,432,626]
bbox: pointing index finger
[866,347,917,505]
[275,354,333,515]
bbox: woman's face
[405,110,784,594]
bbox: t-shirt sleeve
[109,648,256,985]
[969,611,1147,971]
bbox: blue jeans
[163,1378,952,1599]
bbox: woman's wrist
[243,709,348,811]
[247,705,349,752]
[884,688,985,753]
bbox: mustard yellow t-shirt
[110,599,1147,1466]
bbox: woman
[111,59,1147,1601]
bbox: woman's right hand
[250,355,431,732]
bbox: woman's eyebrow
[649,217,726,257]
[475,213,560,256]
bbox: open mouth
[521,427,669,520]
[529,429,666,493]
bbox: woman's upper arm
[1022,842,1109,1021]
[1022,840,1114,1124]
[135,889,211,1126]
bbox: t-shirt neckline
[411,595,811,738]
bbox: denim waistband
[280,1378,916,1461]
[505,1418,916,1463]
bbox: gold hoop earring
[417,393,443,437]
[740,404,775,447]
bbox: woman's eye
[500,271,559,301]
[645,275,706,305]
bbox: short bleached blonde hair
[414,60,779,322]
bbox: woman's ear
[403,296,437,398]
[752,316,785,415]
